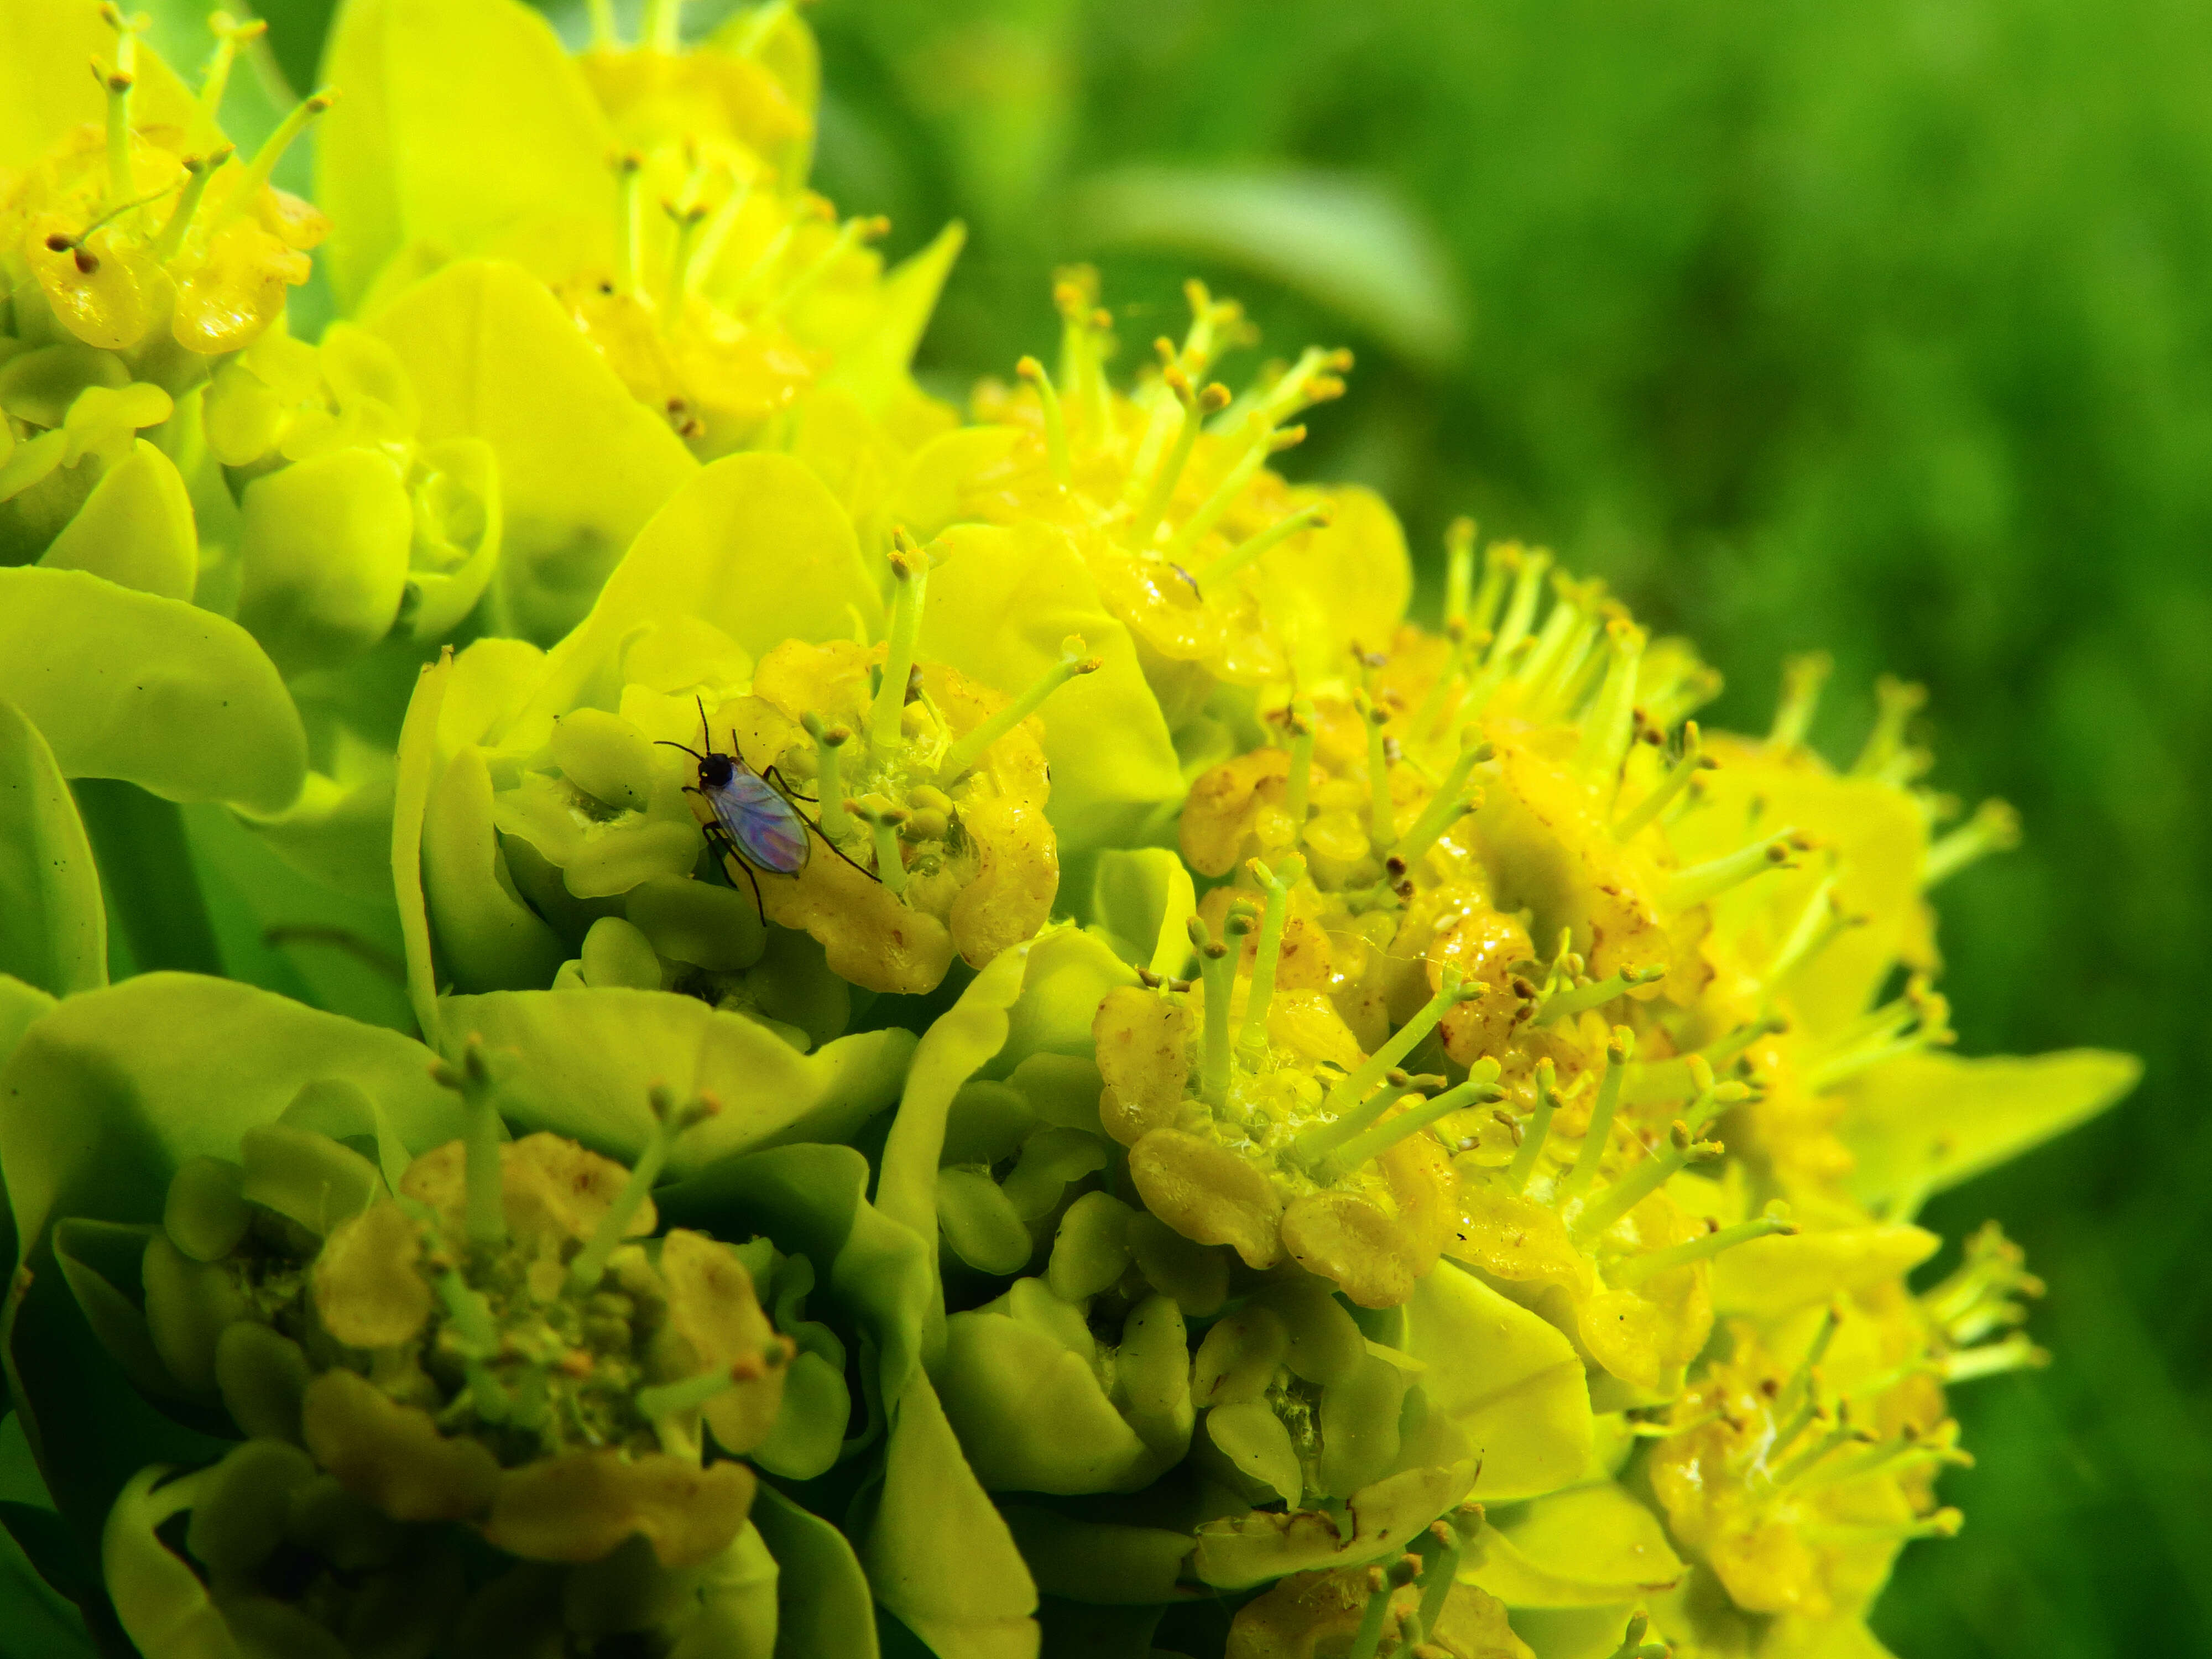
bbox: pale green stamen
[762,214,883,321]
[1612,1214,1796,1285]
[1535,963,1667,1025]
[1679,1056,1754,1134]
[1767,651,1832,750]
[853,799,909,894]
[1925,798,2021,887]
[803,714,853,840]
[1191,918,1235,1107]
[1763,875,1842,988]
[1622,1014,1783,1104]
[636,1358,774,1422]
[1571,1122,1720,1240]
[1937,1336,2047,1383]
[1852,675,1928,779]
[1306,1070,1463,1172]
[460,1056,504,1250]
[689,170,757,279]
[1560,1027,1634,1198]
[463,1362,511,1423]
[1138,371,1228,537]
[1487,547,1552,663]
[1441,518,1478,630]
[1411,627,1478,739]
[1318,973,1487,1124]
[1809,987,1950,1091]
[1280,700,1317,836]
[1505,1060,1562,1191]
[1666,829,1800,910]
[199,13,263,121]
[1801,1510,1963,1547]
[941,635,1098,779]
[1235,855,1304,1064]
[1604,1610,1671,1659]
[1466,536,1514,640]
[1516,576,1597,693]
[642,0,685,52]
[869,544,928,750]
[229,91,335,220]
[1411,1509,1483,1643]
[1393,734,1495,871]
[1347,1557,1421,1659]
[437,1271,500,1357]
[153,147,233,260]
[1578,619,1647,779]
[661,201,708,324]
[1197,502,1330,588]
[102,7,143,206]
[1016,357,1072,487]
[613,153,644,296]
[1056,280,1112,438]
[569,1088,714,1289]
[1159,419,1296,562]
[731,0,795,56]
[1766,1409,1867,1488]
[1355,694,1395,850]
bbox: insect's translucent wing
[707,772,811,875]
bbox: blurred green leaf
[0,700,106,999]
[1070,167,1466,368]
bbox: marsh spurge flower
[105,1058,791,1652]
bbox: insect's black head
[698,752,737,788]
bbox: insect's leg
[763,764,818,803]
[698,817,769,922]
[797,804,884,884]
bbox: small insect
[657,698,873,917]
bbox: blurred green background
[266,0,2212,1650]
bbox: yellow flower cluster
[0,6,2138,1659]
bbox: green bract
[0,973,962,1657]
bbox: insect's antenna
[797,808,884,884]
[695,693,712,754]
[655,739,708,763]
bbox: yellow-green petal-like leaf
[1711,1225,1941,1319]
[0,569,305,813]
[1840,1049,2141,1216]
[526,452,881,723]
[0,975,454,1259]
[750,1484,880,1659]
[437,988,915,1174]
[1464,1483,1686,1608]
[368,260,697,644]
[859,1371,1040,1659]
[235,448,414,680]
[1399,1262,1593,1504]
[317,0,614,307]
[0,697,105,998]
[919,521,1181,852]
[0,0,202,170]
[101,1465,232,1659]
[38,441,196,603]
[822,223,968,415]
[1088,848,1197,979]
[938,1311,1161,1493]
